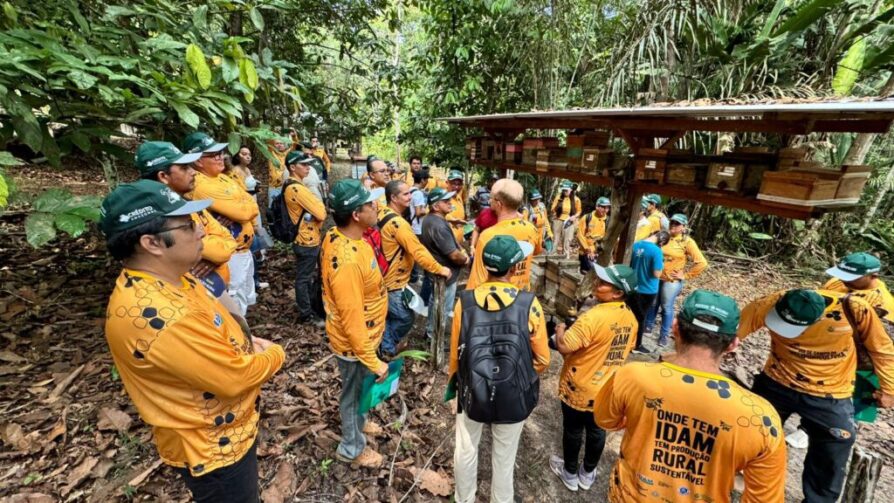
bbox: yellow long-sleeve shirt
[467,217,543,291]
[321,227,388,375]
[312,147,331,174]
[190,172,259,252]
[660,235,707,281]
[267,145,288,188]
[105,269,285,476]
[738,289,894,397]
[523,203,553,241]
[284,177,327,247]
[594,362,786,503]
[559,301,636,411]
[192,209,237,284]
[550,194,582,221]
[635,216,652,241]
[647,209,668,234]
[378,207,444,290]
[446,194,467,243]
[576,212,607,255]
[823,277,894,322]
[448,281,550,378]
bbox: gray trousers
[336,358,370,459]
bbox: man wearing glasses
[101,179,285,502]
[185,132,260,316]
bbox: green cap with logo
[329,179,385,215]
[826,252,882,282]
[100,180,211,236]
[447,169,464,181]
[596,197,611,207]
[529,189,542,200]
[182,132,227,154]
[594,264,637,295]
[680,289,740,336]
[285,150,314,166]
[765,289,826,338]
[135,141,201,177]
[483,235,534,273]
[427,187,456,205]
[647,194,662,205]
[670,213,689,225]
[560,180,573,190]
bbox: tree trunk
[840,445,883,502]
[429,277,447,369]
[843,72,894,165]
[859,164,894,232]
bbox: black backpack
[456,290,540,424]
[267,179,301,243]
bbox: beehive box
[505,142,523,164]
[665,163,707,186]
[530,256,547,295]
[482,138,495,161]
[580,148,614,174]
[758,170,840,204]
[634,148,668,183]
[835,165,872,201]
[536,148,567,172]
[522,137,560,165]
[492,141,504,162]
[554,292,577,318]
[466,137,483,161]
[559,269,582,299]
[706,162,746,192]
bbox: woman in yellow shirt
[644,213,707,347]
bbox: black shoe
[632,345,651,355]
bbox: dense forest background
[2,0,894,268]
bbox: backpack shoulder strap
[840,294,873,368]
[377,211,405,268]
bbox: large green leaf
[221,56,239,83]
[67,70,98,90]
[185,44,212,90]
[228,131,241,155]
[171,101,200,128]
[0,172,8,207]
[3,94,43,153]
[249,6,265,32]
[25,212,57,248]
[832,38,865,96]
[54,213,87,237]
[32,188,71,213]
[774,0,845,36]
[239,58,259,89]
[0,151,24,166]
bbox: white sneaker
[549,454,579,491]
[577,466,596,490]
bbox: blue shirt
[631,241,664,294]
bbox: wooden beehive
[634,148,668,183]
[664,163,707,186]
[706,162,746,192]
[482,138,495,161]
[581,148,614,174]
[758,170,840,204]
[536,148,567,172]
[835,165,872,201]
[530,256,547,295]
[522,137,559,165]
[505,142,523,164]
[559,269,582,299]
[492,141,504,162]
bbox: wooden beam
[660,131,686,149]
[634,182,826,220]
[472,160,612,187]
[460,117,892,134]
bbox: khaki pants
[454,413,525,503]
[551,218,573,254]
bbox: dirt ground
[1,158,893,502]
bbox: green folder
[853,369,879,423]
[444,374,457,402]
[358,358,404,414]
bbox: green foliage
[396,349,432,361]
[24,189,101,248]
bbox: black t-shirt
[421,213,461,285]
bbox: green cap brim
[175,152,203,164]
[166,199,213,216]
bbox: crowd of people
[98,135,894,503]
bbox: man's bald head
[491,178,523,211]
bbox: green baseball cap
[529,189,543,200]
[680,289,740,336]
[670,213,689,225]
[182,132,227,154]
[329,179,385,215]
[560,180,573,190]
[134,141,201,177]
[596,197,611,207]
[447,169,464,181]
[428,187,456,205]
[100,180,211,236]
[594,264,637,295]
[483,235,534,273]
[641,199,648,209]
[647,194,662,205]
[826,252,882,282]
[285,150,314,166]
[765,289,826,339]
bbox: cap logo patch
[161,187,181,204]
[146,155,170,167]
[118,205,156,222]
[778,306,809,326]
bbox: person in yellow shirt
[550,264,638,492]
[595,290,786,503]
[101,180,285,501]
[550,180,582,257]
[448,235,550,503]
[644,213,707,347]
[634,200,653,241]
[310,135,331,176]
[322,179,389,469]
[467,179,543,291]
[378,180,452,356]
[823,251,894,321]
[185,132,260,316]
[739,288,894,502]
[576,196,611,273]
[282,151,328,328]
[523,189,553,253]
[266,137,290,207]
[445,169,468,243]
[644,193,669,234]
[404,156,441,191]
[365,156,391,207]
[136,141,237,299]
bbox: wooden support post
[429,277,447,369]
[840,445,883,502]
[615,183,643,265]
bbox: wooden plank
[462,117,892,134]
[472,160,612,187]
[841,445,883,502]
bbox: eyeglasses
[202,151,223,160]
[156,219,196,234]
[372,169,388,174]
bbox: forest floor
[1,158,893,502]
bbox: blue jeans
[644,280,684,340]
[420,273,433,307]
[381,289,416,355]
[427,277,458,340]
[336,358,370,459]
